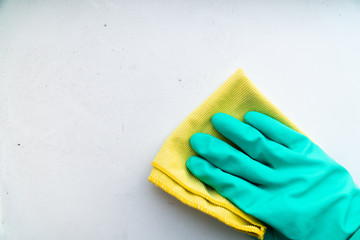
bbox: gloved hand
[186,112,360,240]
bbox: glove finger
[244,111,310,151]
[264,227,288,240]
[263,228,276,240]
[186,156,262,211]
[211,113,288,166]
[190,133,274,185]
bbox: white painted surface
[1,1,360,239]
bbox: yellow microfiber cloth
[148,68,301,240]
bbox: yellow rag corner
[148,68,301,240]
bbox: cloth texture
[148,68,301,240]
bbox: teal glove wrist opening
[186,112,360,240]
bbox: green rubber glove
[186,112,360,240]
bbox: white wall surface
[1,1,360,239]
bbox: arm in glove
[186,112,360,240]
